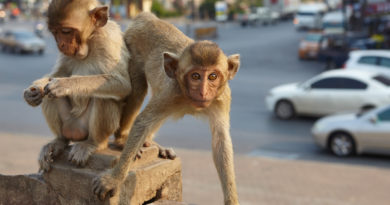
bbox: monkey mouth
[190,99,212,108]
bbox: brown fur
[92,12,240,205]
[23,0,136,171]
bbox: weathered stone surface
[0,145,183,205]
[0,174,59,205]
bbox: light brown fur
[23,0,136,171]
[92,13,240,205]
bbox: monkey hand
[44,78,71,98]
[92,170,121,201]
[24,85,44,106]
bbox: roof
[349,50,390,58]
[320,69,380,80]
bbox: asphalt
[1,132,390,205]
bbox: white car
[265,70,390,120]
[312,105,390,157]
[293,3,326,30]
[345,50,390,76]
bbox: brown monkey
[93,13,240,205]
[23,0,135,171]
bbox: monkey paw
[39,140,67,172]
[68,142,96,167]
[92,170,121,201]
[44,78,71,98]
[24,85,44,107]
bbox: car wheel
[329,132,355,157]
[38,49,44,55]
[275,100,295,120]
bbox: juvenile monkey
[23,0,135,171]
[93,13,240,205]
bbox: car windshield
[305,34,322,42]
[373,75,390,86]
[297,12,315,16]
[13,32,36,40]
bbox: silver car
[312,105,390,157]
[0,29,45,54]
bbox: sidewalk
[1,132,390,205]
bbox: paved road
[0,19,389,169]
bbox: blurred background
[1,0,390,204]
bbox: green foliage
[151,0,181,18]
[199,0,218,20]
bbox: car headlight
[312,122,324,133]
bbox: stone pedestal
[0,145,182,205]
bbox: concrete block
[0,145,183,205]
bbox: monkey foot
[92,169,120,201]
[68,142,96,167]
[39,140,67,172]
[135,141,176,160]
[157,145,176,160]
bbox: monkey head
[164,41,240,108]
[47,0,108,59]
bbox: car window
[305,34,322,42]
[379,57,390,68]
[358,56,378,65]
[311,78,339,89]
[297,12,315,16]
[373,75,390,86]
[378,108,390,121]
[311,77,367,89]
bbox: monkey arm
[93,102,170,200]
[45,74,131,100]
[209,108,240,205]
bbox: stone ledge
[0,145,183,205]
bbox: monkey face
[51,27,82,58]
[184,67,223,108]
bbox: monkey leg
[39,98,70,172]
[114,61,148,148]
[68,99,120,167]
[56,97,89,141]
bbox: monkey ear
[163,52,179,79]
[227,54,240,80]
[90,6,108,27]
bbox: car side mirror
[369,116,377,124]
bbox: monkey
[23,0,137,171]
[92,13,240,205]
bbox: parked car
[256,7,279,25]
[321,11,345,35]
[344,50,390,76]
[265,70,390,120]
[317,32,375,69]
[298,31,323,60]
[294,3,327,30]
[312,105,390,157]
[0,29,45,54]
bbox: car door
[294,77,338,115]
[358,108,390,152]
[356,56,381,72]
[377,57,390,76]
[326,77,368,113]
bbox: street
[0,19,389,169]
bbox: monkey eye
[208,73,218,81]
[61,28,72,34]
[191,73,201,80]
